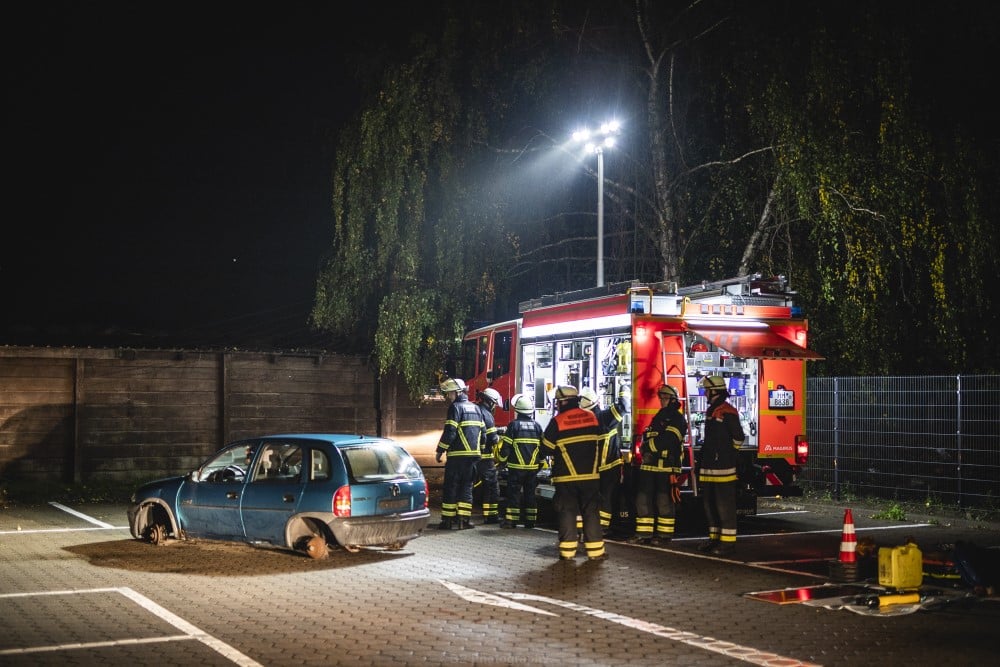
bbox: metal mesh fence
[804,375,1000,509]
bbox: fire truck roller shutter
[690,330,824,360]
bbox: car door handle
[283,494,295,503]
[226,492,239,500]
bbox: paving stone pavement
[1,490,998,666]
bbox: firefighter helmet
[554,385,579,401]
[440,378,466,394]
[657,384,678,400]
[699,375,727,392]
[579,387,599,410]
[479,387,502,409]
[513,394,534,415]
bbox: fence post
[956,374,963,508]
[833,377,840,501]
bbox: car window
[252,442,303,482]
[310,449,331,481]
[200,443,257,483]
[342,443,422,482]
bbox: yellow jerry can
[878,543,923,590]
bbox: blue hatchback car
[127,434,431,558]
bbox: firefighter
[435,378,485,530]
[579,386,628,536]
[696,375,745,555]
[497,394,544,529]
[628,384,687,546]
[541,386,606,561]
[474,387,503,524]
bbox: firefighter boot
[436,518,453,530]
[711,542,735,556]
[458,518,476,530]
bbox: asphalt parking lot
[1,492,999,666]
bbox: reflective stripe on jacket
[498,417,543,471]
[594,397,626,473]
[640,405,687,474]
[477,403,500,458]
[541,406,601,483]
[697,399,744,483]
[436,396,485,458]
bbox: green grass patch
[0,479,140,508]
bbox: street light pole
[571,120,619,288]
[596,146,604,287]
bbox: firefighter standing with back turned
[542,386,606,561]
[474,387,503,524]
[435,378,484,530]
[696,375,745,555]
[628,384,687,546]
[497,394,544,529]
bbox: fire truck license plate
[769,389,794,409]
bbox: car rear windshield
[341,443,422,482]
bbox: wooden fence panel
[0,347,393,484]
[0,356,75,479]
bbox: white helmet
[480,387,502,410]
[579,387,599,411]
[513,394,534,416]
[440,378,467,394]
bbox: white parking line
[496,589,821,666]
[0,587,262,666]
[0,526,128,535]
[48,502,116,528]
[733,523,933,540]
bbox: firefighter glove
[669,474,681,504]
[435,451,443,463]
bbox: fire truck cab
[460,274,822,523]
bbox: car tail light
[795,436,808,465]
[333,485,351,517]
[423,479,429,509]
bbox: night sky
[4,4,394,349]
[5,4,997,351]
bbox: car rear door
[239,440,307,547]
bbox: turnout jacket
[640,404,687,474]
[498,416,544,471]
[593,396,627,474]
[698,397,745,483]
[436,394,485,459]
[476,403,500,460]
[541,406,602,483]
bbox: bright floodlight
[566,118,623,289]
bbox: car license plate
[768,389,794,409]
[378,497,409,511]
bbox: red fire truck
[460,274,822,523]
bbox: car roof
[258,434,398,449]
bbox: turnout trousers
[553,480,604,559]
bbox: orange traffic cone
[838,508,857,564]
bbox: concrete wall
[0,346,443,483]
